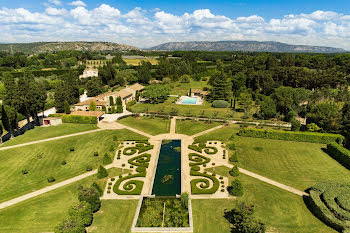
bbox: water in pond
[152,140,181,196]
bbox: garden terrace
[102,140,155,197]
[175,119,222,136]
[187,141,230,197]
[118,115,171,135]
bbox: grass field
[1,123,98,147]
[235,137,350,190]
[192,174,335,233]
[0,129,147,202]
[118,116,171,135]
[176,119,221,135]
[195,124,239,142]
[0,168,127,233]
[87,200,138,233]
[170,79,210,96]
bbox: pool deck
[176,96,203,105]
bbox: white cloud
[1,5,350,49]
[45,7,67,16]
[69,1,86,7]
[48,0,62,6]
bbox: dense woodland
[0,50,350,147]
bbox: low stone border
[130,195,194,233]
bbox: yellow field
[123,59,158,66]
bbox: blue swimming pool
[181,97,198,104]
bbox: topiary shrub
[111,178,115,181]
[97,165,108,179]
[93,152,99,157]
[22,169,28,175]
[228,143,236,150]
[86,166,92,171]
[47,176,56,183]
[229,165,240,177]
[113,136,118,141]
[70,147,75,152]
[212,100,229,108]
[103,153,112,165]
[230,151,239,162]
[228,179,243,196]
[61,160,67,165]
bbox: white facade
[79,69,98,79]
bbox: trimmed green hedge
[307,181,350,232]
[113,173,145,195]
[238,128,344,144]
[326,143,350,170]
[62,115,97,124]
[190,169,220,195]
[188,153,211,166]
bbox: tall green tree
[231,72,246,109]
[208,71,232,102]
[3,72,21,131]
[137,61,152,84]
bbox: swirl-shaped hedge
[188,153,211,166]
[308,181,350,232]
[188,142,218,155]
[190,169,219,194]
[128,154,151,167]
[123,142,154,155]
[113,172,146,195]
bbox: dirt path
[0,129,104,151]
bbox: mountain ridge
[149,40,346,53]
[0,41,139,53]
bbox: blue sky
[1,0,350,49]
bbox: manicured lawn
[0,129,147,202]
[176,119,221,135]
[1,123,98,147]
[118,116,171,135]
[0,168,127,233]
[87,200,138,233]
[235,137,350,190]
[192,174,335,233]
[170,79,209,96]
[195,124,239,142]
[129,97,247,120]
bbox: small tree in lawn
[224,202,265,233]
[229,165,240,177]
[103,153,112,165]
[89,100,96,111]
[64,100,70,114]
[109,96,114,106]
[229,151,239,162]
[78,186,101,213]
[228,179,243,196]
[97,165,108,179]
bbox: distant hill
[0,42,139,53]
[149,41,346,53]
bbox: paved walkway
[0,129,104,151]
[0,164,114,210]
[170,117,176,134]
[192,124,224,138]
[237,167,309,196]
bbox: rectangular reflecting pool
[152,140,181,196]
